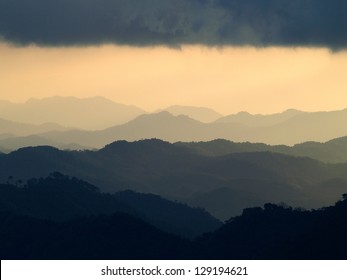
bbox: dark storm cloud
[0,0,346,49]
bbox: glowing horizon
[1,43,347,115]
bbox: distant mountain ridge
[38,111,215,148]
[2,98,347,148]
[3,115,347,162]
[32,108,347,147]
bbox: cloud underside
[1,0,346,49]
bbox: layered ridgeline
[3,124,347,164]
[2,99,347,150]
[1,173,347,259]
[2,99,347,259]
[33,109,347,148]
[1,139,347,220]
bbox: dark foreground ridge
[1,174,347,260]
[0,173,220,239]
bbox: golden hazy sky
[1,43,346,114]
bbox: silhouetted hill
[163,105,223,123]
[1,140,347,219]
[0,96,145,130]
[0,173,221,238]
[199,196,347,259]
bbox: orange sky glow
[1,43,347,114]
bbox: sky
[1,0,347,114]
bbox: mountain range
[1,120,347,259]
[2,97,347,149]
[2,96,347,254]
[23,108,347,149]
[1,139,347,220]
